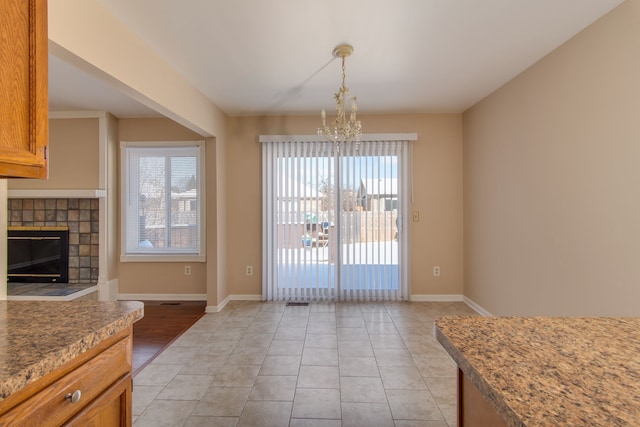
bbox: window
[121,141,205,262]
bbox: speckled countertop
[435,316,640,427]
[0,300,143,401]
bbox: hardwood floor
[132,300,206,376]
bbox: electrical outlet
[412,211,420,222]
[246,266,253,276]
[433,266,440,276]
[184,265,191,275]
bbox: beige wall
[117,118,209,295]
[463,0,640,316]
[225,114,463,297]
[9,118,100,190]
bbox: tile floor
[132,300,478,427]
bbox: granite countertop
[435,316,640,427]
[0,300,144,401]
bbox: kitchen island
[0,300,143,426]
[435,316,640,426]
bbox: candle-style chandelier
[317,44,362,152]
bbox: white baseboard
[203,293,493,316]
[229,294,262,301]
[118,293,207,301]
[463,296,493,316]
[410,294,492,316]
[206,295,229,313]
[410,294,464,302]
[206,294,262,313]
[98,278,119,301]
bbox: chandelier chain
[341,55,347,92]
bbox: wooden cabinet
[65,375,131,427]
[457,369,507,427]
[0,328,133,427]
[0,0,48,178]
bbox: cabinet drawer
[0,336,131,427]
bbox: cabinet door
[458,369,508,427]
[64,375,132,427]
[0,0,48,178]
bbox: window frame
[120,140,206,262]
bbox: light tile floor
[132,301,477,427]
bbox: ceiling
[48,0,625,119]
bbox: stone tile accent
[8,198,99,284]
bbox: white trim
[120,255,206,263]
[120,140,206,260]
[206,294,494,315]
[121,140,205,148]
[410,294,464,302]
[97,115,109,301]
[463,296,493,316]
[205,294,261,313]
[206,295,230,313]
[8,285,98,302]
[259,133,418,143]
[8,189,106,198]
[98,278,119,301]
[117,293,207,301]
[410,294,493,316]
[229,294,262,301]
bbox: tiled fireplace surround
[8,198,99,284]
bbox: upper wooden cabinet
[0,0,48,179]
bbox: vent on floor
[286,302,309,307]
[160,302,182,306]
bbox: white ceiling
[48,0,625,118]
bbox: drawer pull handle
[65,390,82,403]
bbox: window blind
[261,134,414,301]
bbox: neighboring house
[140,188,198,249]
[277,182,326,224]
[358,178,398,212]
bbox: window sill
[120,254,206,263]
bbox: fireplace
[7,227,69,283]
[8,198,99,284]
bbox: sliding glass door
[262,135,412,301]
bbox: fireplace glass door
[8,229,69,283]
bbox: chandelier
[317,44,362,152]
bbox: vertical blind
[261,134,414,302]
